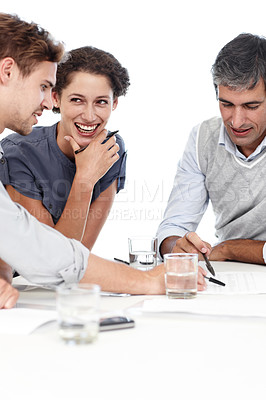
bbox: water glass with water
[128,236,158,270]
[164,253,198,299]
[56,283,100,344]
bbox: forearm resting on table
[80,254,165,295]
[210,239,265,264]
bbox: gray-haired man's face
[218,78,266,158]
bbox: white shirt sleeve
[156,124,209,251]
[262,243,266,264]
[0,183,90,285]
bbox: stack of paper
[202,271,266,294]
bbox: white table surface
[1,261,266,400]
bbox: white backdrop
[1,0,266,260]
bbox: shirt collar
[0,144,3,159]
[218,122,266,161]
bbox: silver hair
[211,33,266,95]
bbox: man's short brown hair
[0,13,64,76]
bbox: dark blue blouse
[0,123,126,223]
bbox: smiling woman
[0,46,130,251]
[54,71,119,158]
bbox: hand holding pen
[182,232,226,286]
[64,129,120,184]
[182,232,212,263]
[74,130,119,154]
[171,231,212,259]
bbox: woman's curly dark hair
[53,46,130,113]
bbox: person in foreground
[0,12,207,308]
[0,46,129,250]
[157,33,266,265]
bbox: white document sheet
[203,271,266,294]
[0,308,57,335]
[140,272,266,318]
[141,296,266,317]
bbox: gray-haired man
[158,33,266,265]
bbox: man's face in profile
[5,60,57,135]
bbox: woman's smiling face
[54,71,117,149]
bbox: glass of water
[128,236,158,270]
[56,283,100,344]
[164,253,198,299]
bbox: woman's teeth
[75,123,98,133]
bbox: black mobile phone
[99,316,135,332]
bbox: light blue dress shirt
[0,144,90,285]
